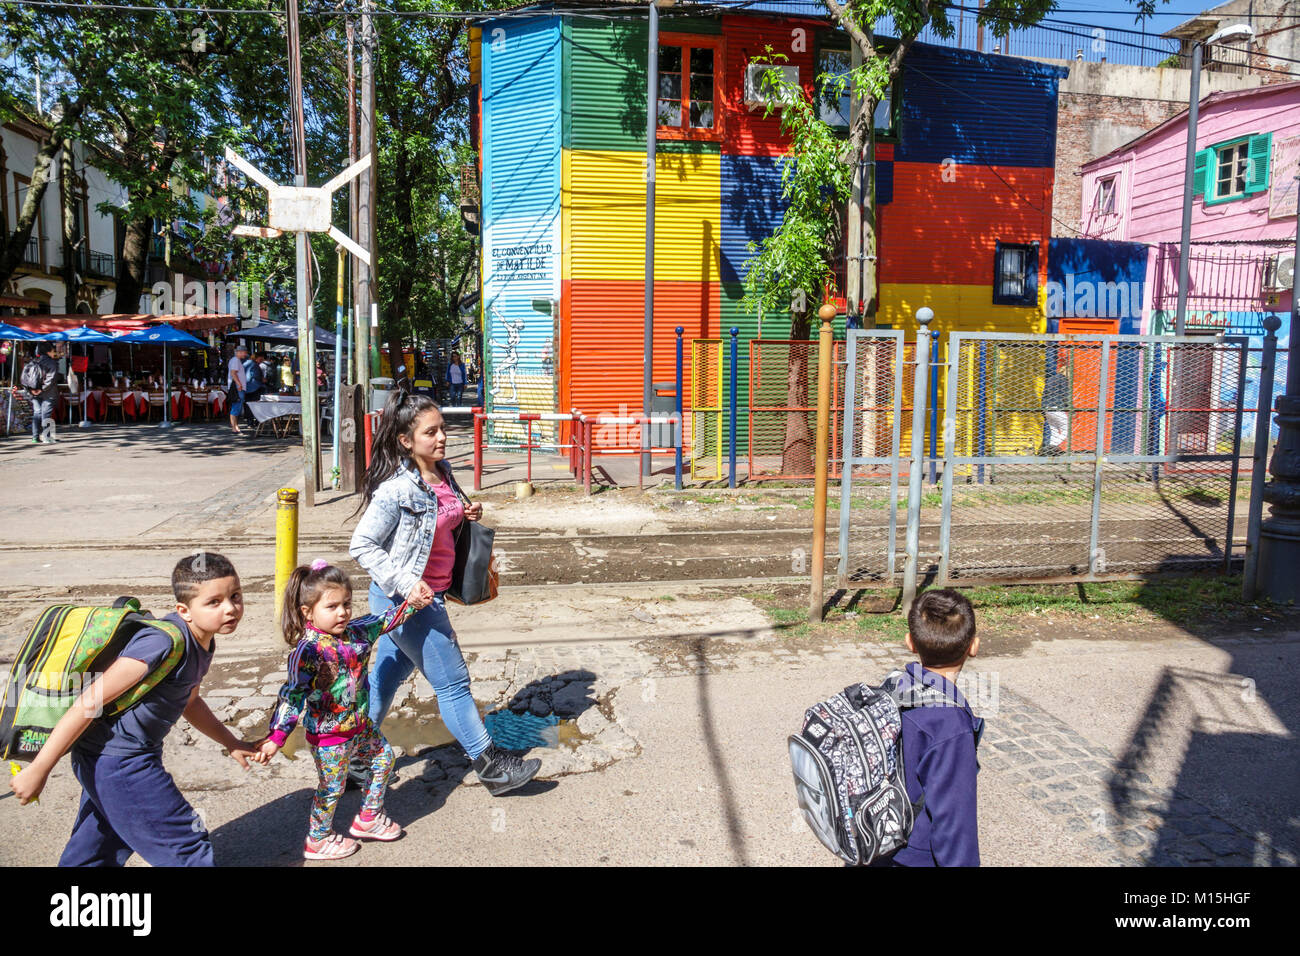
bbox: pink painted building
[1079,79,1298,335]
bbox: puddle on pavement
[274,697,589,760]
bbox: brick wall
[1054,91,1187,237]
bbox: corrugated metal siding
[565,279,718,447]
[877,282,1046,334]
[879,162,1052,286]
[720,14,816,158]
[564,148,721,282]
[568,19,648,153]
[482,17,562,427]
[720,153,787,284]
[895,43,1062,168]
[1047,238,1148,335]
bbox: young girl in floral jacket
[256,560,412,860]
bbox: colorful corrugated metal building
[470,6,1069,453]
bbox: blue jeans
[31,397,53,440]
[367,583,492,759]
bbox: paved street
[1,428,1296,866]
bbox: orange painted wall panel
[562,279,720,446]
[879,162,1054,287]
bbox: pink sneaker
[349,811,403,841]
[303,833,360,861]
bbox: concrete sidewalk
[2,577,1294,866]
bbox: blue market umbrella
[114,324,212,429]
[43,325,117,343]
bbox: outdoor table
[122,389,148,420]
[77,389,107,422]
[248,396,302,437]
[169,389,193,421]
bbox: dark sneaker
[472,744,541,796]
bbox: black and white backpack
[788,671,953,866]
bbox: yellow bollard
[275,488,299,623]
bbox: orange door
[1059,318,1119,452]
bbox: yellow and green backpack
[0,598,184,762]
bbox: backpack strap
[104,618,186,716]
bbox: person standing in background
[446,351,466,406]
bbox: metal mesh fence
[690,338,724,481]
[939,333,1251,582]
[747,339,844,481]
[838,330,909,584]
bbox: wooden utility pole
[286,0,318,504]
[347,16,359,386]
[357,0,377,393]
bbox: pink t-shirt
[421,478,465,593]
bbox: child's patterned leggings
[309,729,394,841]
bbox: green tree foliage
[0,1,287,311]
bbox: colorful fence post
[928,328,940,485]
[729,327,738,489]
[473,411,484,491]
[582,415,593,495]
[675,326,684,490]
[976,341,987,484]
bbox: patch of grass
[753,573,1288,645]
[657,595,677,602]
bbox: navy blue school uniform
[890,661,984,867]
[59,613,216,867]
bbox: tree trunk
[0,139,59,287]
[0,97,85,287]
[61,139,81,312]
[115,216,153,315]
[781,309,815,475]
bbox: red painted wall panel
[562,279,720,442]
[879,161,1054,287]
[720,14,819,158]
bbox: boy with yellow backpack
[6,553,260,866]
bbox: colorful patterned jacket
[267,603,408,748]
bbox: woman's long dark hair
[352,384,442,517]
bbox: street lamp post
[1175,24,1254,336]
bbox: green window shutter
[1245,132,1272,195]
[1192,148,1211,198]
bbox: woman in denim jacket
[350,387,540,795]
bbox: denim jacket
[350,459,464,600]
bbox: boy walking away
[889,589,984,867]
[9,553,260,866]
[21,341,61,444]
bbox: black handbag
[446,476,498,606]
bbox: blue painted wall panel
[720,153,787,284]
[895,43,1064,168]
[482,17,563,427]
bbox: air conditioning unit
[744,62,798,110]
[1264,252,1295,292]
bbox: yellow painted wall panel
[563,149,722,282]
[876,283,1047,458]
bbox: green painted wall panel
[568,17,725,152]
